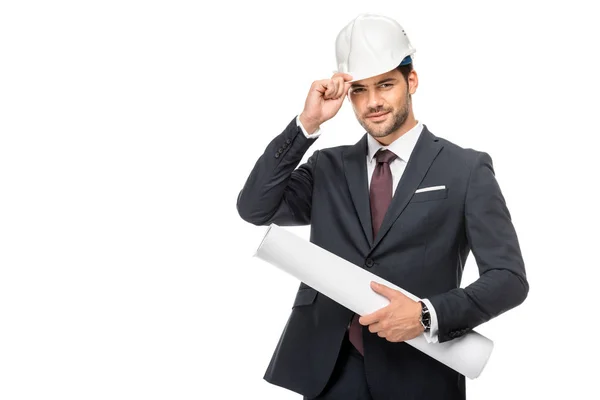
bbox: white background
[1,0,599,399]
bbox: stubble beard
[359,92,411,139]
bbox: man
[237,13,528,400]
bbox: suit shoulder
[429,130,489,163]
[314,143,353,158]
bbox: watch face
[420,306,430,328]
[419,302,430,329]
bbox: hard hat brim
[336,55,414,83]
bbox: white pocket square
[415,185,446,194]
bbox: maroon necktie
[348,149,398,355]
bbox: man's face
[348,68,414,139]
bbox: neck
[374,114,418,146]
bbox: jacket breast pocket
[409,187,448,203]
[292,287,318,308]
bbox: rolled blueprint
[253,224,494,379]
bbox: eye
[380,83,393,88]
[351,88,364,94]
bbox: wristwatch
[419,301,431,332]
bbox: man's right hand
[299,72,353,134]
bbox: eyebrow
[351,78,398,88]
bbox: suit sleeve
[236,116,320,226]
[428,151,529,343]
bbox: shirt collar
[367,121,424,163]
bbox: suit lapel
[371,126,444,250]
[342,126,444,251]
[342,135,373,247]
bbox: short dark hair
[396,62,413,83]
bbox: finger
[315,80,329,95]
[329,79,339,99]
[359,309,384,326]
[368,322,384,334]
[370,281,399,299]
[324,79,335,99]
[333,72,353,82]
[335,77,345,98]
[344,81,353,97]
[331,77,340,98]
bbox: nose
[367,90,384,111]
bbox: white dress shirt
[296,115,440,343]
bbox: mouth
[366,111,390,121]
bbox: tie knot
[375,149,398,164]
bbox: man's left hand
[359,281,425,343]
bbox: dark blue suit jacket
[237,116,529,399]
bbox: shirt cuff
[296,114,321,138]
[421,298,439,344]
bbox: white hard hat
[335,13,416,82]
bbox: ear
[408,69,419,95]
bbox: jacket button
[286,138,291,144]
[365,258,374,268]
[275,152,280,158]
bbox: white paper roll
[253,224,494,379]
